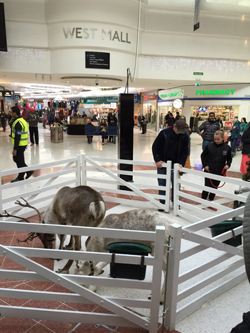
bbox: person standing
[230,119,241,157]
[180,115,192,169]
[165,112,175,128]
[197,112,220,150]
[26,108,39,146]
[137,114,141,130]
[141,115,147,134]
[10,106,34,183]
[42,109,47,128]
[152,120,188,209]
[175,111,180,121]
[85,119,94,144]
[0,110,7,132]
[201,130,232,210]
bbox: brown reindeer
[73,209,172,304]
[0,186,106,273]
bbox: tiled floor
[0,124,248,333]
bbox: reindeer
[0,186,106,273]
[73,209,172,304]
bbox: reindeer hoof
[56,268,69,274]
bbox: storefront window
[159,106,182,129]
[191,105,239,131]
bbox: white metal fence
[0,220,165,333]
[1,156,249,331]
[162,164,249,330]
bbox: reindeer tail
[89,201,106,221]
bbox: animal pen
[0,154,249,331]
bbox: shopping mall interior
[1,1,250,333]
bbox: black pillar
[118,94,134,190]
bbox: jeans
[157,167,174,204]
[231,138,238,153]
[202,140,211,150]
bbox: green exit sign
[193,72,203,75]
[195,83,201,86]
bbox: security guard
[10,106,34,182]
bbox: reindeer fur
[74,209,172,304]
[40,186,106,272]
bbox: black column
[118,94,134,190]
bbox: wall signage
[193,72,203,75]
[86,52,110,70]
[63,28,131,44]
[84,97,104,104]
[196,89,235,96]
[3,90,12,97]
[173,99,182,108]
[104,96,119,104]
[158,89,184,100]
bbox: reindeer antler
[0,210,30,223]
[17,232,38,244]
[15,197,42,223]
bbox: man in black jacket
[0,110,7,132]
[197,112,220,150]
[152,120,188,209]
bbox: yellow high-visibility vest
[11,118,28,146]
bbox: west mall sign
[63,28,131,44]
[196,89,235,96]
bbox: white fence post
[164,223,182,331]
[164,161,172,212]
[76,154,81,186]
[81,154,87,186]
[0,169,2,213]
[149,225,166,333]
[173,163,180,216]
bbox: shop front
[140,91,158,131]
[157,88,184,131]
[182,84,250,132]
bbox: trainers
[158,209,165,212]
[30,143,34,146]
[11,177,23,183]
[26,170,34,179]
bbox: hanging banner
[194,0,200,31]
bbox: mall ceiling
[1,0,250,99]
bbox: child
[201,130,232,210]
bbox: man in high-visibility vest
[10,106,34,183]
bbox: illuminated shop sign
[196,89,235,96]
[63,28,131,44]
[159,89,184,100]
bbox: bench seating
[85,126,118,143]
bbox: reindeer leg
[56,259,74,274]
[64,235,74,250]
[88,262,107,293]
[58,234,66,250]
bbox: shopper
[197,112,220,150]
[138,115,141,130]
[240,123,250,178]
[21,107,29,120]
[108,113,117,143]
[165,112,175,128]
[0,110,7,132]
[230,119,241,157]
[86,120,94,144]
[201,130,232,210]
[26,108,39,146]
[98,119,108,145]
[175,111,180,121]
[42,109,47,128]
[180,115,192,169]
[48,110,55,127]
[240,117,247,135]
[152,120,188,209]
[141,115,147,134]
[10,106,34,182]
